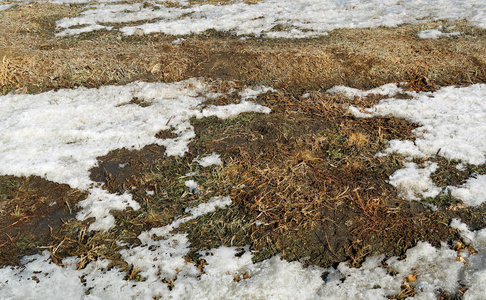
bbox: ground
[1,3,486,299]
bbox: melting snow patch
[383,140,426,159]
[76,187,140,231]
[348,84,486,165]
[347,83,486,205]
[196,153,223,167]
[185,179,198,194]
[450,219,486,299]
[386,242,464,295]
[417,26,462,39]
[0,78,271,230]
[448,175,486,207]
[3,214,486,299]
[239,85,275,100]
[138,196,233,240]
[0,4,16,10]
[185,195,232,218]
[328,83,403,98]
[388,162,441,201]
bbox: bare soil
[0,175,85,266]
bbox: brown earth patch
[0,175,86,266]
[179,90,477,267]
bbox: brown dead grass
[0,3,485,94]
[179,90,482,267]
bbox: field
[1,1,486,299]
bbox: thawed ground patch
[342,83,486,206]
[0,176,86,266]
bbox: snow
[418,29,462,39]
[328,83,403,98]
[350,84,486,166]
[185,179,198,194]
[6,219,486,299]
[417,26,462,39]
[388,162,441,201]
[448,175,486,207]
[77,187,139,231]
[0,4,16,10]
[138,196,233,241]
[186,195,232,218]
[196,153,223,167]
[57,0,486,38]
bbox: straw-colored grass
[0,3,485,94]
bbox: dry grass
[0,4,485,94]
[178,90,475,266]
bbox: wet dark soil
[0,175,85,266]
